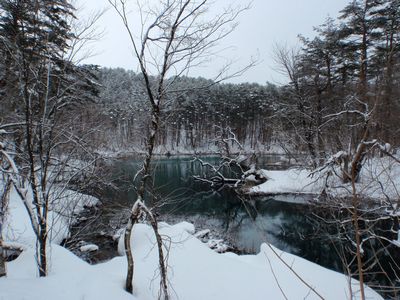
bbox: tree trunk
[124,204,141,294]
[349,123,371,300]
[125,104,168,297]
[148,214,168,299]
[38,224,47,277]
[315,90,325,165]
[0,241,5,278]
[124,200,168,299]
[351,183,365,300]
[0,179,11,278]
[358,16,368,98]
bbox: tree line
[274,0,400,166]
[91,68,279,152]
[2,0,399,162]
[72,0,400,160]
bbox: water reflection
[103,156,343,271]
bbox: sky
[77,0,350,85]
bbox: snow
[249,156,400,203]
[80,244,99,252]
[250,168,321,195]
[173,220,195,234]
[245,174,257,182]
[207,238,229,253]
[0,222,383,300]
[2,184,100,248]
[0,245,132,300]
[194,229,211,239]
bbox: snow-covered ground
[249,156,400,203]
[0,188,384,300]
[249,169,319,195]
[0,221,383,300]
[2,185,99,249]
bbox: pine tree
[338,0,378,93]
[369,0,400,141]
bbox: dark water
[101,156,342,269]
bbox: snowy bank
[0,222,383,300]
[96,142,289,158]
[248,156,400,202]
[249,169,321,196]
[3,185,99,248]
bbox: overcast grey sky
[78,0,350,85]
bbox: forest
[0,0,400,300]
[67,0,400,160]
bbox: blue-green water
[103,156,342,269]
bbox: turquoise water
[103,156,341,267]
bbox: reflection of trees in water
[102,159,346,271]
[226,200,346,270]
[105,160,344,268]
[309,206,400,297]
[110,163,389,270]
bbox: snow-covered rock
[194,229,211,239]
[80,244,99,252]
[207,239,229,253]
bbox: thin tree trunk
[351,185,365,300]
[38,224,47,277]
[349,126,370,300]
[148,212,168,299]
[0,241,5,278]
[125,104,169,299]
[124,203,141,294]
[0,176,12,277]
[316,90,325,165]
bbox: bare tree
[272,44,321,167]
[67,4,106,64]
[193,125,266,189]
[309,95,400,299]
[109,0,251,296]
[0,0,103,277]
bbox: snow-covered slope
[3,185,99,248]
[0,221,383,300]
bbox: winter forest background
[2,1,400,159]
[1,0,400,299]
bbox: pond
[98,156,343,269]
[67,155,399,298]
